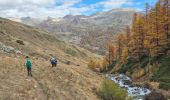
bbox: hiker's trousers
[27,67,32,76]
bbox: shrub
[152,56,170,90]
[108,61,116,70]
[118,57,137,73]
[88,58,97,70]
[65,61,71,65]
[140,56,149,68]
[101,60,116,73]
[98,80,131,100]
[159,82,170,90]
[64,48,77,56]
[16,40,24,45]
[136,69,145,78]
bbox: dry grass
[0,53,103,100]
[0,18,103,100]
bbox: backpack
[51,58,57,64]
[26,60,32,68]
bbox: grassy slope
[0,18,103,100]
[0,54,103,100]
[152,56,170,90]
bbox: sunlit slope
[0,17,103,100]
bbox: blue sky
[75,0,158,14]
[64,0,158,16]
[0,0,158,19]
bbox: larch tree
[149,2,167,58]
[130,14,146,62]
[115,33,125,61]
[161,0,170,45]
[144,3,153,58]
[102,57,109,71]
[121,47,128,64]
[125,26,131,55]
[108,43,115,65]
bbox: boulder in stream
[124,80,132,85]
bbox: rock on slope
[0,17,103,100]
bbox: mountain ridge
[36,8,136,54]
[6,8,136,54]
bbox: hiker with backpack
[50,57,57,67]
[25,56,33,77]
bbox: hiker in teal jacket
[25,56,33,77]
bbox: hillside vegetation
[88,0,170,96]
[0,17,103,100]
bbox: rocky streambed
[106,74,151,100]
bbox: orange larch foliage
[108,43,115,64]
[90,0,170,72]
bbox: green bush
[118,57,137,73]
[159,82,170,90]
[108,61,117,70]
[150,57,157,65]
[140,56,149,68]
[152,56,170,90]
[98,80,131,100]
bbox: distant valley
[9,8,136,54]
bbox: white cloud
[61,0,82,8]
[0,0,135,19]
[0,0,55,9]
[95,0,133,11]
[0,0,85,18]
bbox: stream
[106,74,151,100]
